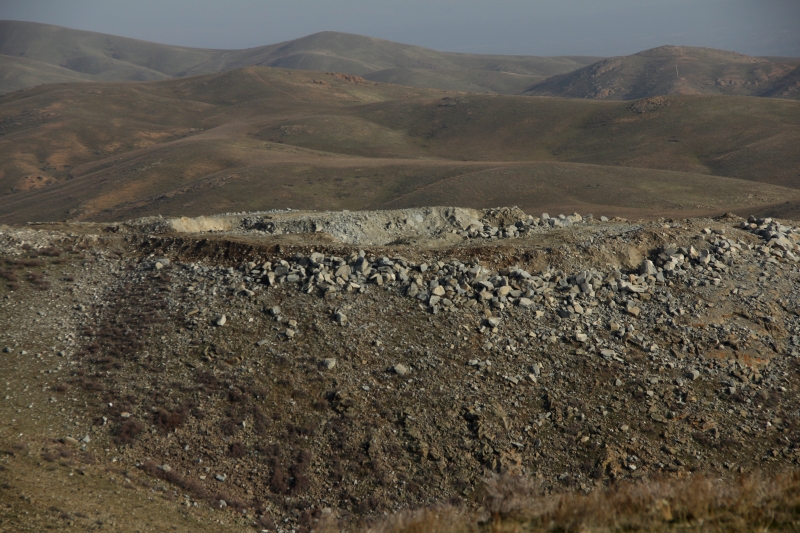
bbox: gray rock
[321,358,337,370]
[486,317,501,328]
[393,363,409,377]
[268,306,282,316]
[334,312,347,325]
[639,260,658,276]
[496,285,512,297]
[215,315,227,327]
[335,265,352,279]
[215,474,227,482]
[518,298,533,307]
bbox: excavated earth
[2,206,800,532]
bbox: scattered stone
[393,363,409,377]
[321,358,337,370]
[215,315,227,326]
[639,260,657,276]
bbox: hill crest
[524,44,796,100]
[0,21,600,95]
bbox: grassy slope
[0,55,96,94]
[0,66,799,223]
[524,45,797,100]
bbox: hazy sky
[1,0,798,56]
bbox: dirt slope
[2,208,800,531]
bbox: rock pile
[128,206,594,245]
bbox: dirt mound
[127,206,550,246]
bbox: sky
[1,0,798,57]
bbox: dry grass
[368,472,800,533]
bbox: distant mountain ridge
[0,20,600,95]
[1,20,798,102]
[524,45,800,100]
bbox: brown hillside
[524,45,796,100]
[0,67,799,223]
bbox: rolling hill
[0,20,600,95]
[0,66,798,224]
[524,45,798,100]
